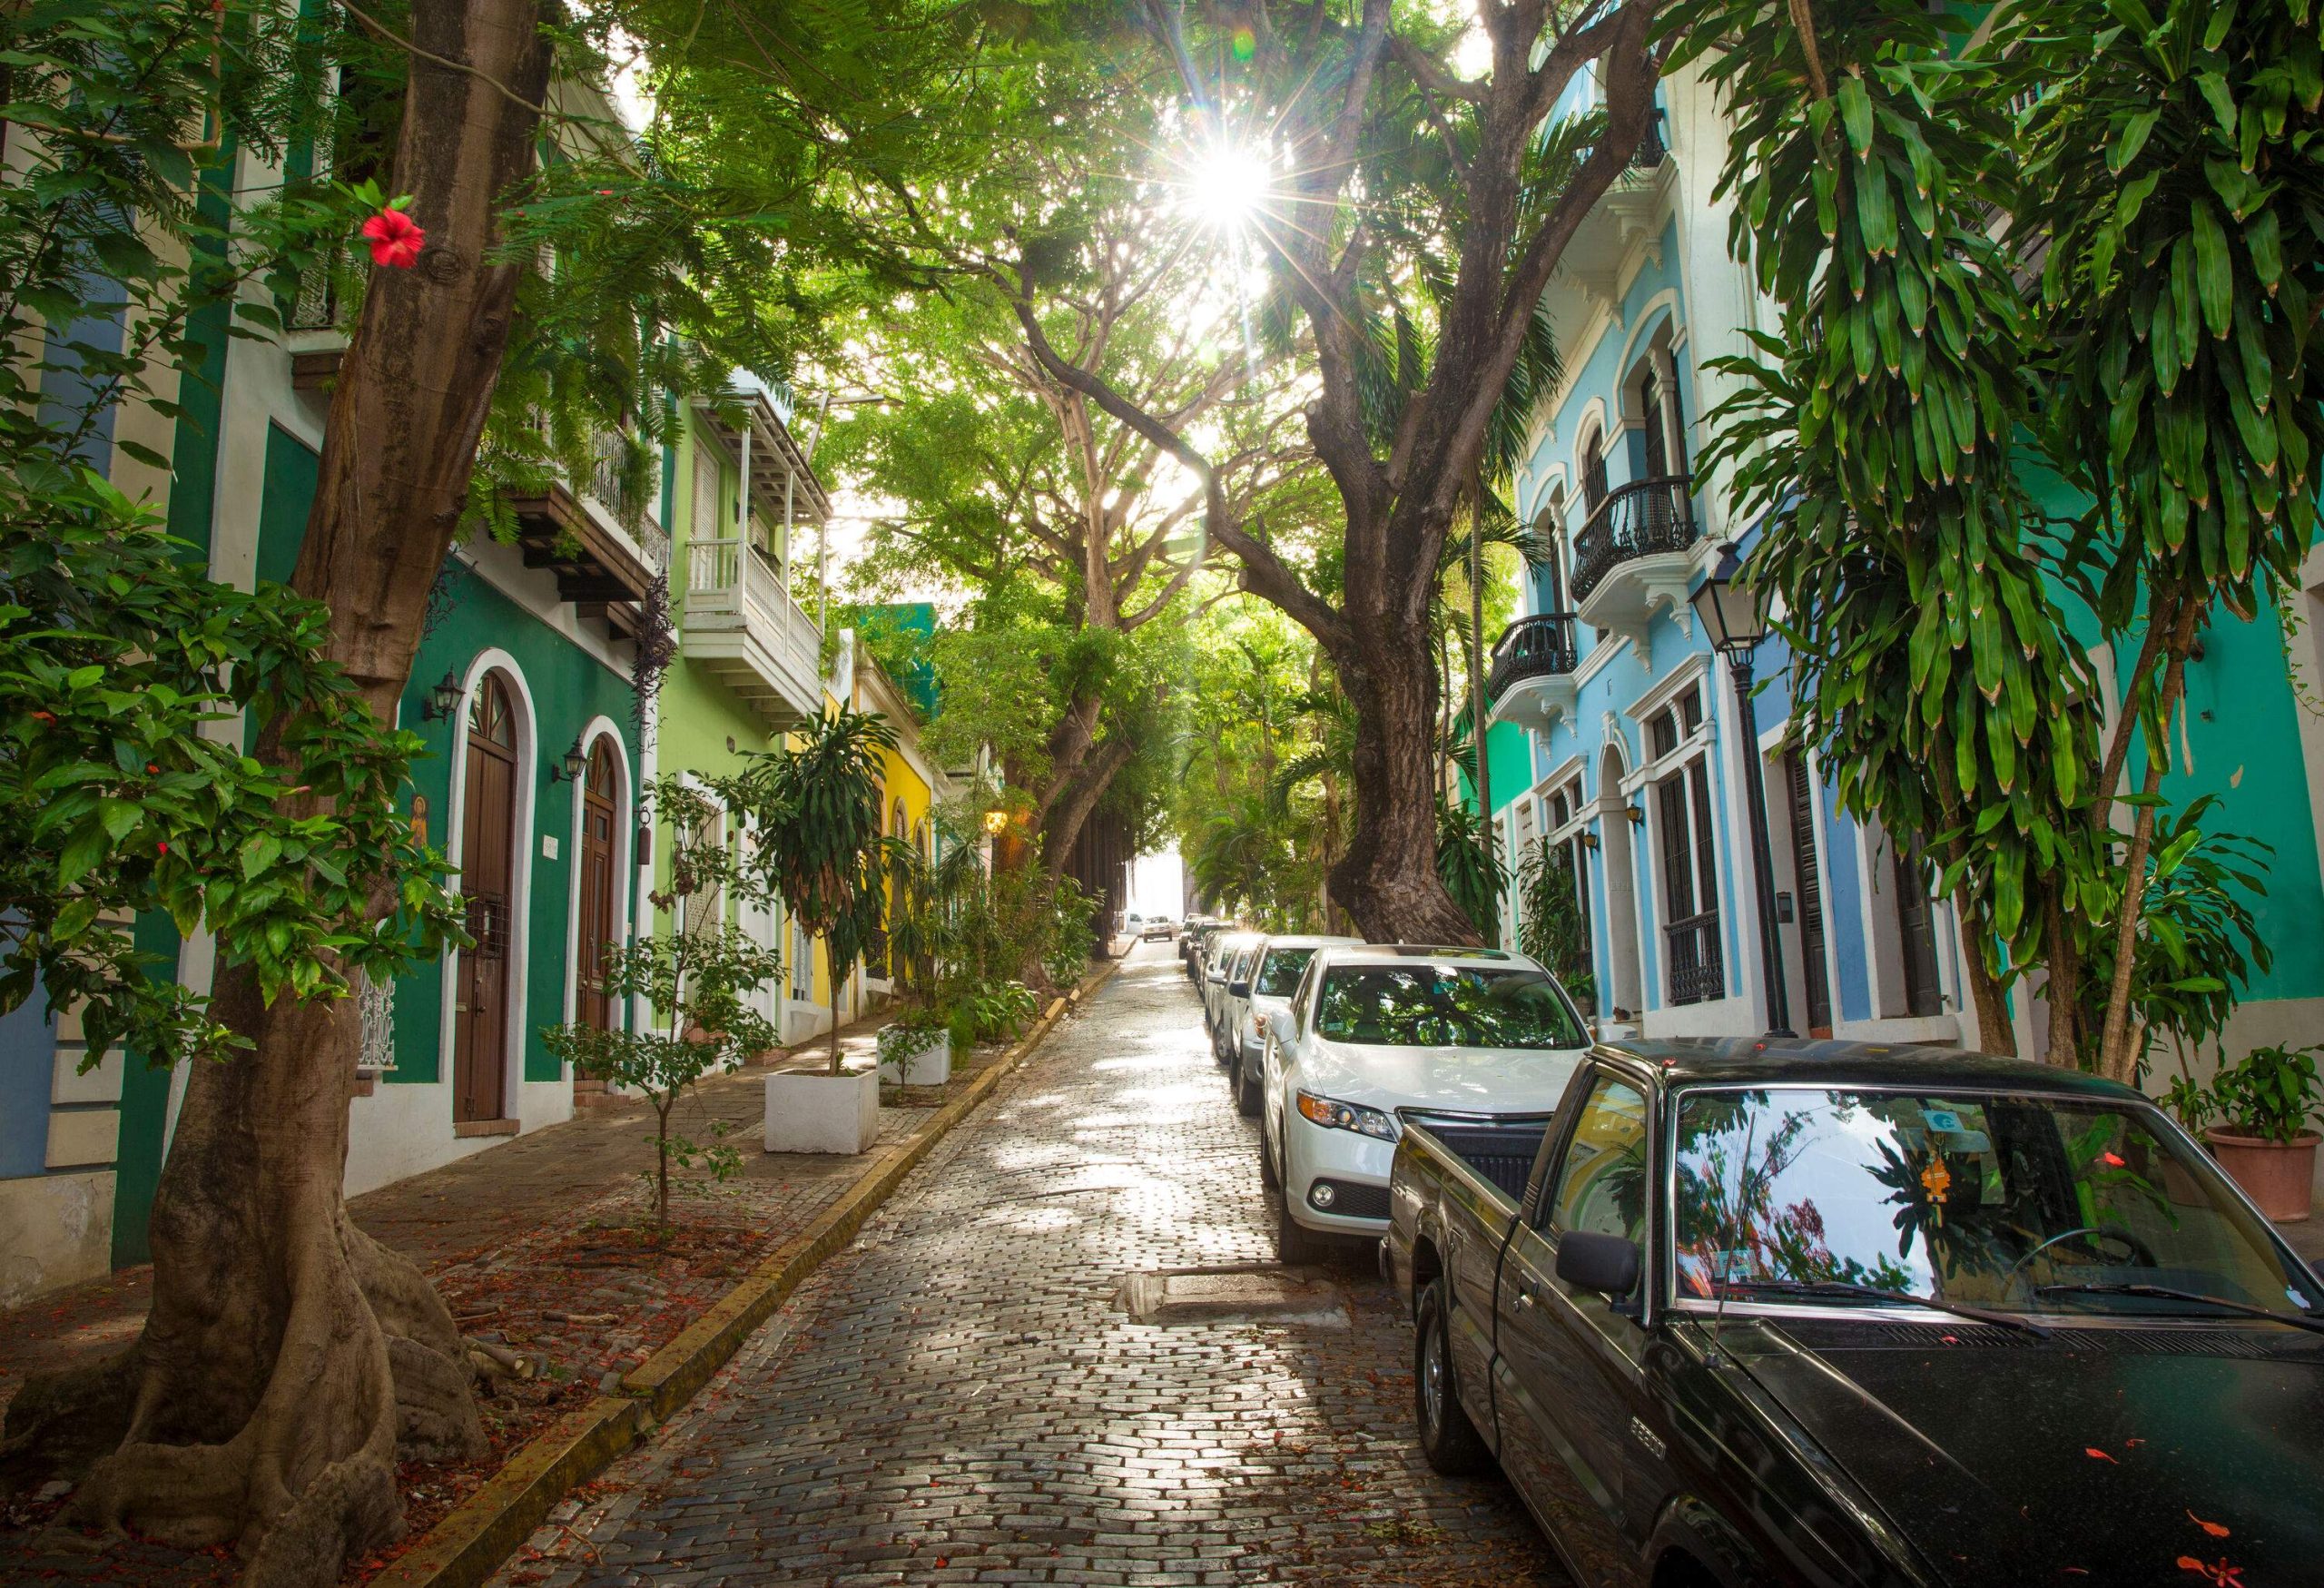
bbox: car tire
[1259,1113,1282,1191]
[1414,1279,1492,1475]
[1233,1056,1262,1117]
[1275,1194,1324,1265]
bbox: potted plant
[876,1008,951,1088]
[742,707,897,1155]
[2203,1042,2323,1222]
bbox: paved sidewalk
[492,943,1561,1587]
[0,1010,1015,1583]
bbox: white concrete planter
[878,1032,951,1088]
[763,1069,880,1156]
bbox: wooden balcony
[507,433,671,620]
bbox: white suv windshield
[1313,965,1585,1050]
[1254,947,1316,998]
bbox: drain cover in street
[1114,1266,1349,1327]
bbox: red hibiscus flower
[361,208,425,269]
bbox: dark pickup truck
[1385,1039,2324,1588]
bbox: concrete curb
[369,955,1125,1588]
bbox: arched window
[1578,426,1609,513]
[1536,487,1569,613]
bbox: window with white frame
[1647,683,1722,1006]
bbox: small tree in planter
[2205,1044,2324,1223]
[743,706,898,1070]
[740,709,896,1153]
[545,774,779,1224]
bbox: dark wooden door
[576,739,617,1031]
[1785,752,1834,1035]
[454,673,517,1122]
[1895,840,1945,1018]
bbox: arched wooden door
[454,674,517,1123]
[576,738,619,1031]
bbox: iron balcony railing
[1487,613,1580,706]
[1630,108,1668,171]
[1570,473,1699,604]
[1665,910,1724,1006]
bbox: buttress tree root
[0,982,484,1587]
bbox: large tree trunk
[2,6,550,1582]
[1329,610,1478,945]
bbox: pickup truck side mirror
[1267,1009,1296,1044]
[1556,1230,1641,1299]
[1229,980,1251,999]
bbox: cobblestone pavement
[496,944,1561,1587]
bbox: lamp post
[1688,543,1795,1039]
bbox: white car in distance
[1202,931,1261,1044]
[1259,944,1590,1264]
[1225,935,1360,1115]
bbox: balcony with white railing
[682,534,823,726]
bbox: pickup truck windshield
[1671,1088,2316,1317]
[1314,966,1585,1050]
[1254,948,1315,997]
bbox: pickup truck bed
[1409,1119,1549,1204]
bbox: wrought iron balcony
[1665,911,1724,1006]
[1487,614,1579,704]
[1485,612,1581,732]
[1570,474,1699,605]
[1629,108,1668,172]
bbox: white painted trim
[1571,399,1610,478]
[2284,545,2324,941]
[1622,649,1712,730]
[438,650,539,1128]
[560,716,634,1036]
[1610,291,1683,425]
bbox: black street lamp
[1688,542,1795,1039]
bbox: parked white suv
[1225,934,1360,1116]
[1258,944,1590,1263]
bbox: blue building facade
[1482,69,1984,1048]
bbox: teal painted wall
[251,433,640,1091]
[2024,475,2324,1006]
[112,153,241,1268]
[2131,605,2324,1002]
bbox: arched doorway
[576,738,620,1032]
[454,672,517,1123]
[1596,743,1644,1021]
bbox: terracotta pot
[2203,1129,2321,1222]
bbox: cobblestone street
[497,943,1560,1587]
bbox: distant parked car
[1224,934,1360,1116]
[1258,944,1589,1264]
[1139,914,1177,942]
[1210,935,1269,1061]
[1387,1038,2324,1588]
[1202,931,1261,1039]
[1177,917,1213,962]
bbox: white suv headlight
[1294,1090,1399,1141]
